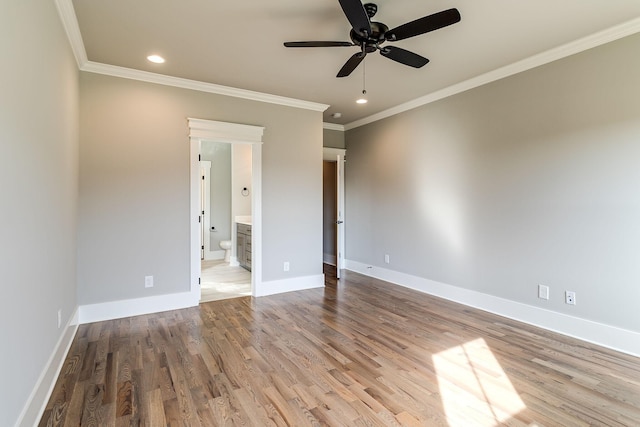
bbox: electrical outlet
[283,262,290,272]
[57,309,62,329]
[145,275,154,288]
[565,291,576,305]
[538,284,549,300]
[384,254,390,264]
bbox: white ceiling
[68,0,640,126]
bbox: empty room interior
[3,1,640,426]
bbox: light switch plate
[538,284,549,300]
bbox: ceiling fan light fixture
[147,54,165,64]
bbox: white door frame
[189,118,264,301]
[323,148,346,278]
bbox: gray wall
[78,72,323,304]
[323,128,346,148]
[0,1,79,425]
[202,141,232,249]
[345,33,640,333]
[232,143,252,219]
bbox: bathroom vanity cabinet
[237,223,252,271]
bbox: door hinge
[198,277,201,285]
[198,216,201,223]
[199,154,201,161]
[201,245,204,250]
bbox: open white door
[335,153,345,278]
[200,169,205,260]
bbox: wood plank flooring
[40,265,640,426]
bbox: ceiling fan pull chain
[362,57,367,95]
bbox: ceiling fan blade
[386,8,461,41]
[380,46,429,68]
[284,41,354,48]
[338,0,371,36]
[337,52,366,77]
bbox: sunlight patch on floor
[432,338,529,426]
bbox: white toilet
[219,240,231,263]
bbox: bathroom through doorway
[199,141,252,302]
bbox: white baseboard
[323,252,337,266]
[256,274,325,297]
[229,256,239,267]
[204,249,225,261]
[16,307,80,427]
[345,259,640,357]
[79,291,199,324]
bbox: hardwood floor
[200,259,251,303]
[40,266,640,426]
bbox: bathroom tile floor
[200,259,251,302]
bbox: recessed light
[147,55,165,64]
[331,112,342,118]
[356,98,368,104]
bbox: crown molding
[54,0,88,68]
[345,16,640,130]
[323,122,345,131]
[81,61,329,112]
[55,0,328,113]
[56,0,640,127]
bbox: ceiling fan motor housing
[350,21,388,50]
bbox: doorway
[188,118,264,303]
[199,141,252,302]
[322,148,346,279]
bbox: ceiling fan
[284,0,461,78]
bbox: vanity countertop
[235,215,252,226]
